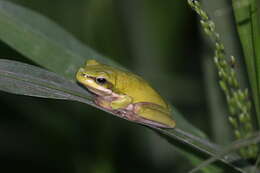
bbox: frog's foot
[116,108,171,128]
[132,102,176,128]
[114,108,139,121]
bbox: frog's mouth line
[78,82,112,97]
[87,86,109,96]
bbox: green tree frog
[76,59,176,128]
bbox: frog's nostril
[82,73,88,78]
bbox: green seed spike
[228,117,238,128]
[188,0,257,159]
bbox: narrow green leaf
[251,0,260,124]
[0,59,91,102]
[0,0,117,79]
[0,59,247,172]
[231,0,260,125]
[189,132,260,173]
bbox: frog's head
[76,59,116,96]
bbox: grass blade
[0,59,91,102]
[0,59,247,172]
[0,0,116,79]
[189,132,260,173]
[232,0,260,125]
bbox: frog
[76,59,176,128]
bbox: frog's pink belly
[94,95,172,128]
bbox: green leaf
[0,0,118,79]
[0,59,247,172]
[0,59,91,102]
[189,132,260,173]
[231,0,260,126]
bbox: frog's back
[116,70,168,109]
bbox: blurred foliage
[0,0,257,172]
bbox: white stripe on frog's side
[83,79,112,95]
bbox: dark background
[0,0,240,172]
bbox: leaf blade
[0,0,115,78]
[0,59,91,102]
[0,59,246,173]
[231,0,260,125]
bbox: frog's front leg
[95,95,135,120]
[133,103,176,128]
[110,95,133,109]
[94,94,132,111]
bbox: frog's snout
[76,68,87,81]
[77,68,86,76]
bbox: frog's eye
[96,77,107,85]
